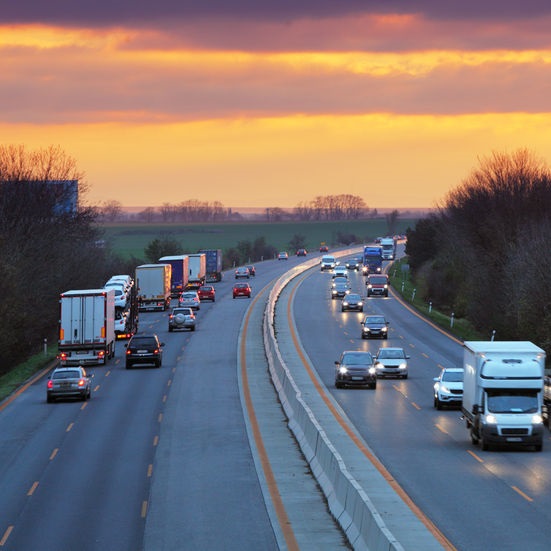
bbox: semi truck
[362,246,383,275]
[58,288,116,366]
[135,263,172,311]
[380,237,397,260]
[186,253,207,289]
[158,255,189,297]
[198,249,223,282]
[462,341,545,452]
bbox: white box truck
[186,253,206,289]
[462,341,545,451]
[58,288,116,366]
[380,237,396,260]
[136,263,172,311]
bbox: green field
[99,218,418,260]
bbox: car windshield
[236,283,247,288]
[369,277,387,284]
[347,294,360,300]
[487,391,539,413]
[365,317,385,324]
[53,370,81,379]
[131,338,156,347]
[442,370,464,382]
[182,293,196,299]
[342,352,373,365]
[378,349,404,359]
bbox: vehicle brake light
[78,379,86,387]
[59,353,67,360]
[98,351,105,358]
[126,349,132,355]
[47,380,53,389]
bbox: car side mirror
[160,342,165,347]
[334,361,340,365]
[405,355,410,359]
[433,377,439,382]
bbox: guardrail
[262,251,444,551]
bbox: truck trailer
[362,246,383,275]
[198,249,223,282]
[158,255,189,297]
[58,288,116,366]
[186,253,207,289]
[135,263,172,311]
[462,341,545,452]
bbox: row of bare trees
[405,149,551,355]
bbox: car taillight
[154,349,159,354]
[59,353,67,360]
[126,349,132,355]
[47,380,53,389]
[98,351,105,358]
[78,378,86,387]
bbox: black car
[345,257,362,270]
[360,315,389,339]
[335,351,377,389]
[341,293,363,312]
[245,265,256,277]
[125,333,164,368]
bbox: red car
[232,282,251,299]
[198,285,216,302]
[319,245,329,253]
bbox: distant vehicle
[360,315,389,339]
[374,347,409,378]
[331,276,348,287]
[319,244,329,253]
[158,255,189,297]
[334,351,377,389]
[179,291,201,310]
[235,267,250,279]
[135,263,172,311]
[233,282,252,299]
[278,251,289,260]
[341,293,363,312]
[198,249,223,282]
[320,255,337,271]
[296,248,307,256]
[168,307,196,332]
[104,281,128,308]
[186,253,207,289]
[366,274,390,297]
[245,265,256,277]
[125,333,164,368]
[197,285,216,302]
[331,281,350,299]
[363,246,383,275]
[346,257,362,270]
[332,266,348,279]
[433,367,464,409]
[380,237,397,260]
[47,366,93,402]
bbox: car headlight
[484,414,497,424]
[339,366,348,374]
[368,367,376,375]
[398,363,407,370]
[439,384,450,393]
[532,414,543,424]
[381,326,388,332]
[375,362,383,369]
[342,301,349,306]
[363,327,370,332]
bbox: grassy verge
[0,346,58,403]
[388,257,484,342]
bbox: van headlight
[339,366,348,374]
[485,414,497,424]
[532,414,543,424]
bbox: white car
[433,367,464,409]
[104,282,128,308]
[374,347,410,379]
[332,266,348,279]
[320,255,337,271]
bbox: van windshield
[486,390,539,413]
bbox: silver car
[374,347,410,379]
[168,307,196,332]
[179,291,201,310]
[46,366,93,402]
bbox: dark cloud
[1,1,551,26]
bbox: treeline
[98,194,379,223]
[405,149,551,354]
[0,145,119,375]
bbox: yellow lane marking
[467,450,484,463]
[158,413,163,423]
[50,448,59,461]
[66,423,74,432]
[512,486,533,502]
[147,464,153,477]
[412,402,421,410]
[81,402,88,411]
[435,424,449,435]
[141,501,148,518]
[94,385,100,392]
[153,436,159,447]
[27,482,39,496]
[241,288,300,551]
[0,526,14,546]
[422,353,429,359]
[287,278,455,551]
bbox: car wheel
[191,326,196,331]
[435,397,442,410]
[481,436,489,451]
[384,334,388,340]
[87,388,91,399]
[335,381,343,389]
[470,429,479,445]
[126,362,131,369]
[168,327,173,332]
[47,395,53,403]
[535,442,543,452]
[402,374,408,379]
[370,383,377,390]
[341,307,345,312]
[359,307,363,312]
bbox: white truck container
[135,263,172,311]
[380,237,396,260]
[186,253,206,289]
[58,288,116,366]
[462,341,545,451]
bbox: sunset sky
[2,1,551,209]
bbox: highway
[2,247,551,550]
